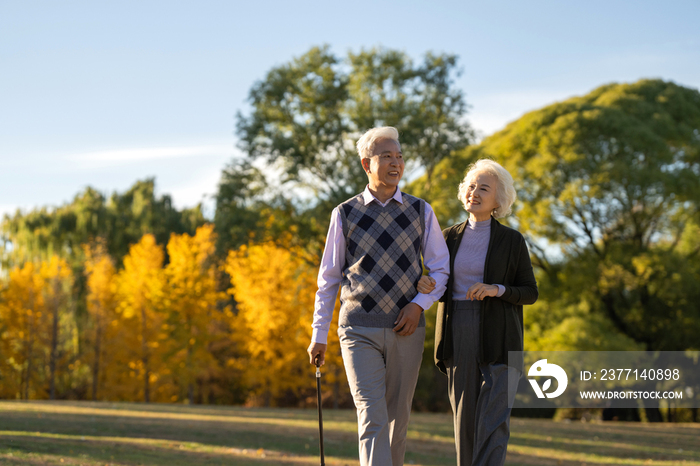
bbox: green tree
[1,179,205,270]
[421,79,700,420]
[213,160,268,254]
[228,45,473,253]
[347,50,474,192]
[213,159,329,271]
[105,179,205,262]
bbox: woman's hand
[417,275,436,294]
[466,282,499,301]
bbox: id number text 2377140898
[580,369,680,381]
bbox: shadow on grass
[508,419,700,464]
[0,401,361,464]
[1,402,699,466]
[1,432,341,466]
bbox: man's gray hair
[356,126,400,160]
[458,159,516,218]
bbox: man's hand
[393,302,423,336]
[416,275,436,294]
[466,282,499,301]
[307,342,327,366]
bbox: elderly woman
[418,159,538,466]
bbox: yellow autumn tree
[225,241,346,407]
[40,256,75,400]
[0,279,9,397]
[164,224,225,404]
[0,261,46,399]
[83,239,118,400]
[0,257,74,400]
[114,234,167,402]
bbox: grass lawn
[0,401,698,465]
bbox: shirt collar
[362,185,404,207]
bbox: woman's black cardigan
[434,216,538,374]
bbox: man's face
[363,138,404,189]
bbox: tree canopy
[222,45,474,254]
[236,45,472,202]
[1,178,205,271]
[419,79,700,352]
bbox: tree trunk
[332,364,340,410]
[423,165,435,195]
[92,313,103,401]
[49,278,60,400]
[602,407,640,422]
[141,306,150,403]
[24,290,36,400]
[644,406,664,422]
[187,330,194,405]
[24,318,34,400]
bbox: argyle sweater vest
[337,192,426,329]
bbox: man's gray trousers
[338,325,425,466]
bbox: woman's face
[464,171,499,222]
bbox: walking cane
[314,355,326,466]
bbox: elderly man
[307,126,449,466]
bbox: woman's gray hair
[356,126,400,160]
[458,159,516,218]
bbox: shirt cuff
[411,294,433,312]
[496,284,506,297]
[311,327,329,345]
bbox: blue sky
[1,0,698,219]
